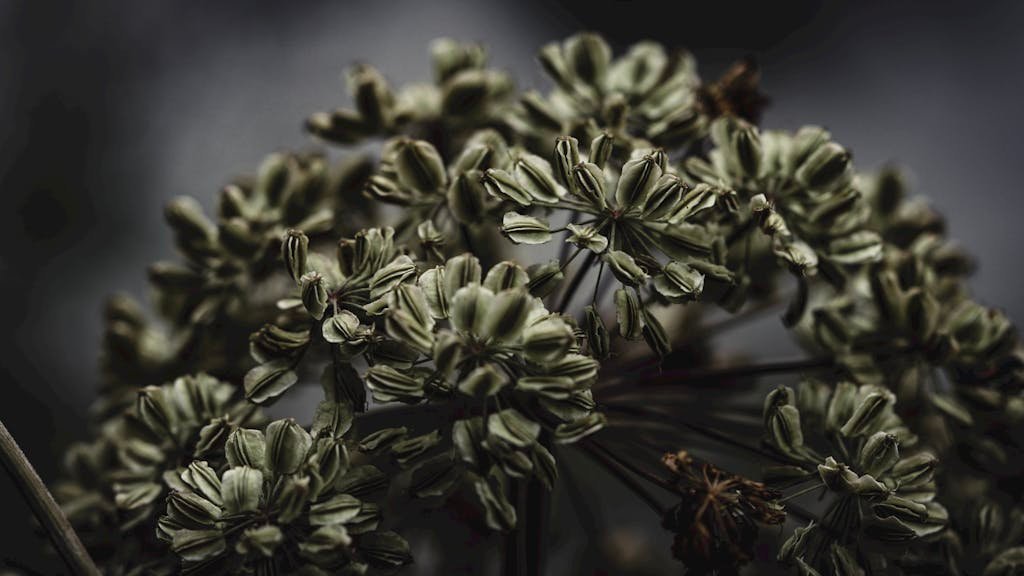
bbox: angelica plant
[0,32,1009,576]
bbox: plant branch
[0,419,100,576]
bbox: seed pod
[221,466,263,514]
[483,261,530,292]
[481,168,531,206]
[272,474,311,524]
[767,404,806,460]
[653,261,705,302]
[305,109,368,144]
[265,418,313,476]
[519,91,563,132]
[171,529,226,562]
[244,359,299,404]
[393,139,446,192]
[570,162,608,210]
[615,154,662,211]
[181,461,223,507]
[795,142,852,193]
[300,272,329,319]
[614,288,643,340]
[194,417,232,459]
[563,32,611,86]
[513,152,562,204]
[565,223,608,253]
[641,308,671,358]
[360,530,413,568]
[310,494,362,526]
[554,413,606,444]
[226,428,266,469]
[369,255,418,300]
[458,364,510,398]
[365,365,426,404]
[584,305,610,359]
[137,386,177,439]
[501,212,552,245]
[522,318,575,364]
[281,229,309,283]
[236,525,283,558]
[167,490,221,527]
[891,452,937,486]
[349,65,393,130]
[778,522,816,563]
[443,253,483,299]
[527,260,564,298]
[603,250,648,287]
[589,131,614,169]
[447,171,488,223]
[392,430,443,466]
[553,136,580,190]
[839,391,894,438]
[859,431,900,477]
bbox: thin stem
[556,250,599,313]
[0,420,100,576]
[577,440,668,515]
[600,356,835,395]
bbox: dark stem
[0,419,100,576]
[600,356,835,395]
[577,439,668,515]
[556,250,599,313]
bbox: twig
[0,419,100,576]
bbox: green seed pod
[584,305,610,359]
[181,461,223,507]
[221,466,263,514]
[447,170,488,223]
[137,385,177,439]
[589,132,614,170]
[281,229,309,283]
[604,250,648,287]
[359,530,413,568]
[767,404,806,460]
[305,109,368,144]
[858,432,900,477]
[369,255,417,300]
[299,525,353,564]
[265,418,313,476]
[653,261,705,302]
[235,525,283,558]
[480,288,534,341]
[614,288,643,341]
[891,452,937,487]
[432,330,464,377]
[501,212,552,245]
[872,495,928,524]
[829,543,864,576]
[553,136,580,190]
[244,359,299,405]
[554,413,606,444]
[481,168,532,207]
[366,365,426,404]
[167,490,221,527]
[527,260,565,298]
[615,154,662,211]
[226,428,266,469]
[795,142,852,193]
[483,261,530,292]
[171,529,226,562]
[310,494,362,526]
[300,271,329,319]
[565,223,608,253]
[563,32,611,86]
[839,391,894,438]
[194,416,232,459]
[513,152,562,204]
[272,474,311,524]
[393,138,446,192]
[778,522,816,563]
[458,364,510,398]
[391,430,443,466]
[359,428,409,453]
[570,162,608,210]
[165,196,215,257]
[349,64,393,130]
[641,308,671,359]
[443,253,482,299]
[519,91,563,132]
[522,318,575,364]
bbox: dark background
[2,0,1023,572]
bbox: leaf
[501,212,552,245]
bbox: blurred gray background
[1,0,1022,572]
